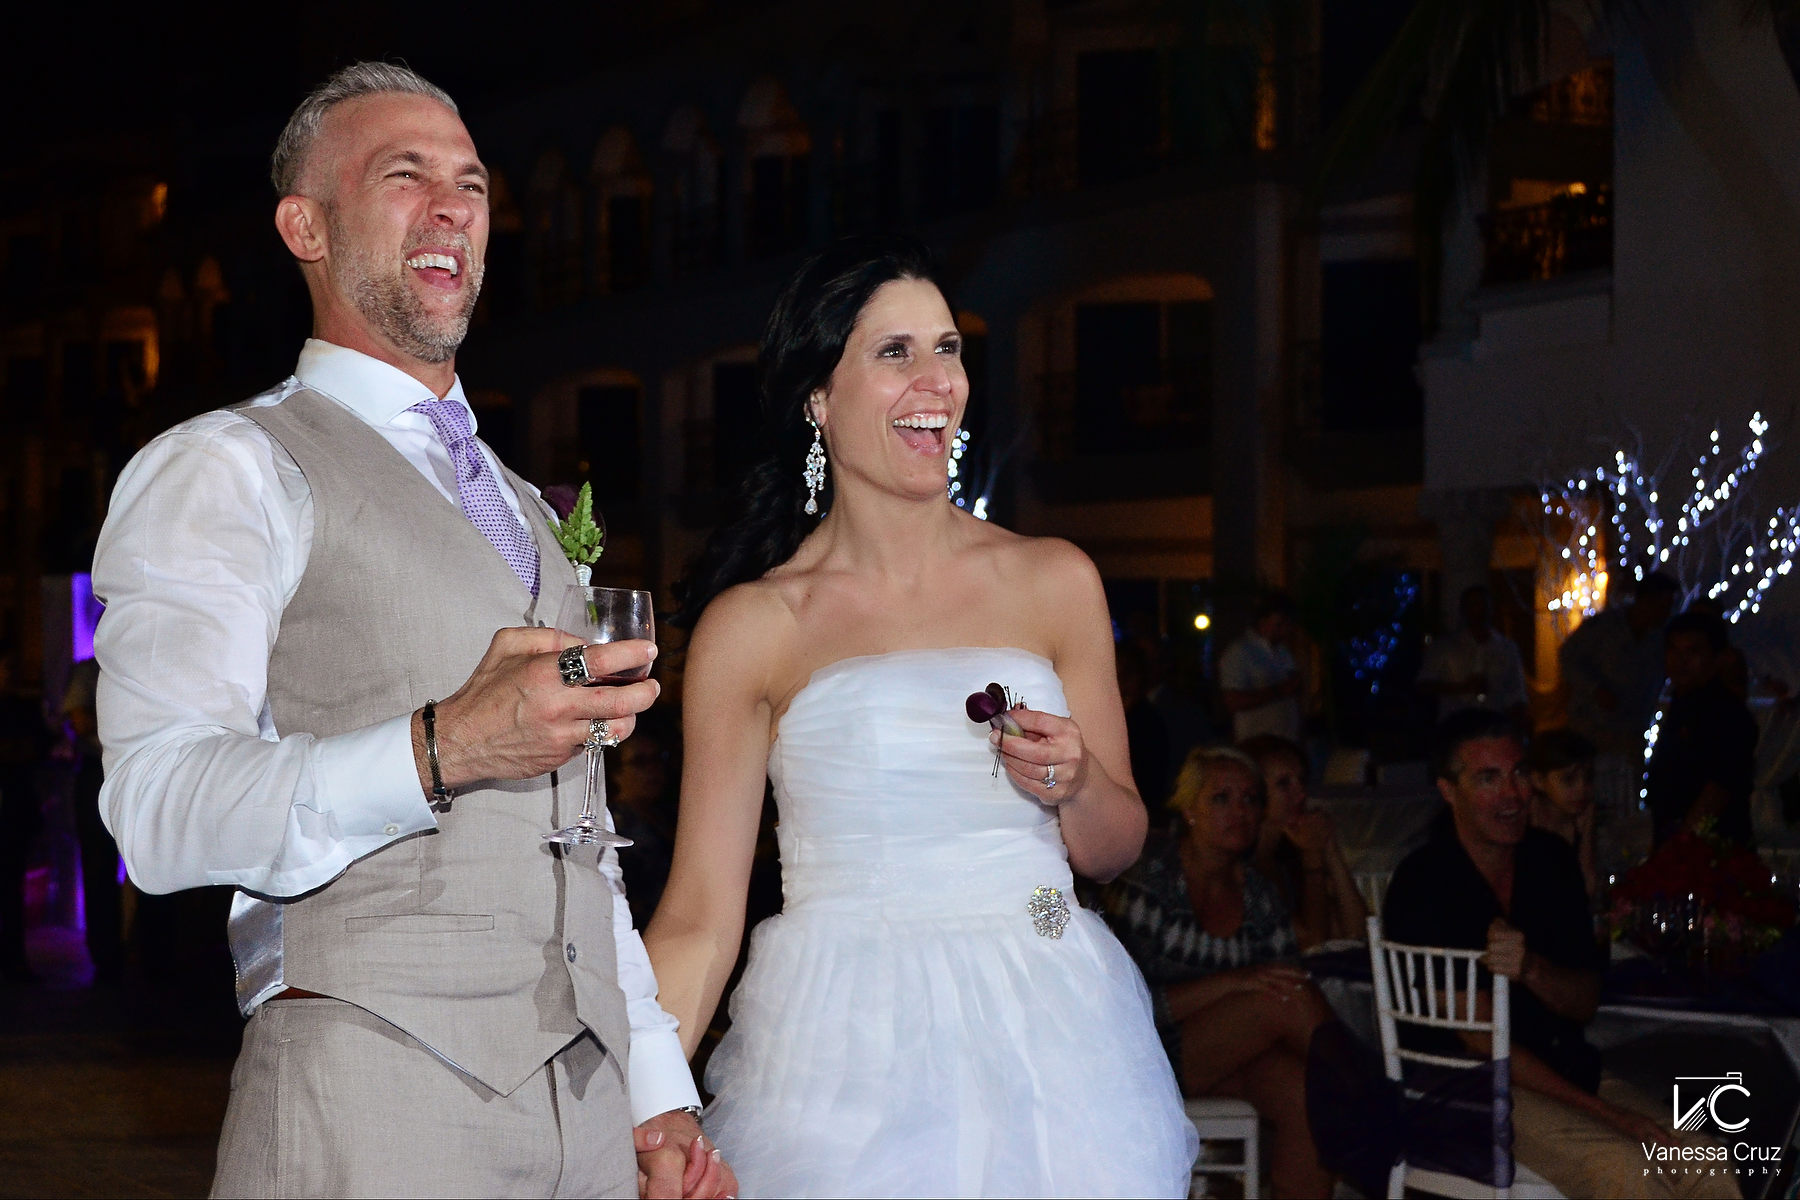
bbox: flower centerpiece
[546,482,605,585]
[1607,829,1796,969]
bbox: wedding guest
[1525,727,1598,897]
[90,62,727,1198]
[1384,710,1734,1199]
[1240,733,1367,947]
[1417,585,1530,727]
[1560,572,1679,813]
[1105,745,1334,1198]
[1117,639,1172,821]
[1220,592,1303,742]
[1646,610,1758,848]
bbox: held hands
[1482,918,1530,981]
[420,627,660,793]
[635,1111,737,1199]
[989,707,1088,805]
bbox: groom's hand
[635,1110,736,1198]
[416,626,660,793]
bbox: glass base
[544,822,633,848]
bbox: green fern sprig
[550,482,605,567]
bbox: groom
[92,63,731,1198]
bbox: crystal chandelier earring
[802,419,827,516]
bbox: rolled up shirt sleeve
[93,409,436,898]
[599,836,703,1124]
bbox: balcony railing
[1520,62,1614,128]
[1481,186,1612,286]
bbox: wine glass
[545,585,654,847]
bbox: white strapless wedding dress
[703,647,1198,1198]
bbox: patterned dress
[1102,836,1298,1066]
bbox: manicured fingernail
[646,643,658,659]
[646,1131,665,1147]
[711,1148,722,1163]
[989,730,1001,745]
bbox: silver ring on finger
[1042,764,1057,789]
[585,718,615,749]
[558,645,593,687]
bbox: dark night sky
[8,4,774,158]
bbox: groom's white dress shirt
[93,339,698,1123]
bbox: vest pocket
[343,913,495,934]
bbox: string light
[1537,412,1796,626]
[1538,413,1796,806]
[1345,572,1420,695]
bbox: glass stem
[581,746,606,829]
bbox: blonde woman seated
[1103,747,1334,1198]
[1240,734,1368,947]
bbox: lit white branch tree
[1538,412,1800,628]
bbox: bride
[644,235,1196,1198]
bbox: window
[1077,49,1163,185]
[1072,300,1210,454]
[1320,261,1421,432]
[920,105,999,220]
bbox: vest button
[566,943,578,963]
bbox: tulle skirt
[703,905,1197,1198]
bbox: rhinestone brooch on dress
[1028,885,1070,939]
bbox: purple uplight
[71,573,102,661]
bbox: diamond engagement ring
[1042,764,1057,789]
[557,645,592,687]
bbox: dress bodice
[768,647,1073,917]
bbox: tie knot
[412,398,473,446]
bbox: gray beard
[328,227,483,365]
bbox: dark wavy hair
[673,234,945,627]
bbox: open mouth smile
[892,411,950,454]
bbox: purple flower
[966,682,1025,737]
[543,484,580,521]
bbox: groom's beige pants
[210,996,636,1198]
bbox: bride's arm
[997,540,1148,882]
[643,587,782,1059]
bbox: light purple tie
[412,399,540,597]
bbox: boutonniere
[966,682,1026,776]
[546,481,605,585]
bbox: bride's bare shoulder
[689,578,799,675]
[981,529,1102,594]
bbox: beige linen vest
[237,389,629,1097]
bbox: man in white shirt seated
[1417,585,1531,728]
[1219,591,1304,743]
[92,62,732,1199]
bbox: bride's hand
[991,708,1088,804]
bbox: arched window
[663,106,722,273]
[737,78,812,257]
[526,149,583,308]
[590,127,652,292]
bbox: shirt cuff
[313,712,437,842]
[628,1026,703,1126]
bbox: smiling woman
[647,234,1198,1197]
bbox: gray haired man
[92,63,733,1198]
